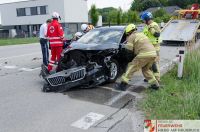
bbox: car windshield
[77,28,124,44]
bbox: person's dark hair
[46,19,52,23]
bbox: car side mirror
[119,41,127,49]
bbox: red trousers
[48,46,63,71]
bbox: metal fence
[0,31,30,39]
[0,32,9,39]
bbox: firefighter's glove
[154,32,160,37]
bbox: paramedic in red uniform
[47,12,64,73]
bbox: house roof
[144,6,181,14]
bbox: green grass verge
[0,37,39,46]
[141,48,200,119]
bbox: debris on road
[32,57,41,61]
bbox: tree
[130,0,200,12]
[90,4,99,26]
[117,8,122,25]
[121,12,129,24]
[97,7,118,23]
[108,9,118,23]
[142,0,161,11]
[130,0,143,11]
[159,0,168,6]
[131,0,161,11]
[168,0,190,8]
[127,10,140,23]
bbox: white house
[0,11,2,27]
[0,0,88,37]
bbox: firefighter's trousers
[121,56,159,86]
[152,44,160,82]
[152,55,160,82]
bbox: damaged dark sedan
[41,26,134,92]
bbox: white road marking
[4,65,18,69]
[18,68,34,72]
[0,52,41,60]
[18,67,41,72]
[71,112,105,130]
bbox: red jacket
[47,19,64,47]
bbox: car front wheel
[107,59,120,83]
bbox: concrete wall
[0,11,2,25]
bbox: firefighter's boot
[115,82,128,91]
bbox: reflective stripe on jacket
[137,51,157,58]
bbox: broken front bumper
[46,67,86,87]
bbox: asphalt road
[0,43,182,132]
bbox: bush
[154,17,163,23]
[162,14,171,23]
[153,8,167,18]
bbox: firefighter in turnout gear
[47,12,64,73]
[115,24,160,91]
[141,11,161,82]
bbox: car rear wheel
[107,59,119,83]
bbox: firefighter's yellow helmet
[125,24,136,34]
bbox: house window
[31,7,38,15]
[16,8,26,16]
[40,6,47,15]
[17,5,47,17]
[25,8,31,16]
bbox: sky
[0,0,133,11]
